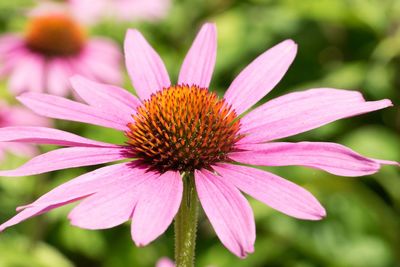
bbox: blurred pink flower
[156,257,175,267]
[0,10,122,96]
[0,101,49,162]
[155,257,216,267]
[65,0,170,24]
[0,23,397,258]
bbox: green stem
[174,172,199,267]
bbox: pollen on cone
[126,85,242,172]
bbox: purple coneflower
[0,9,121,96]
[0,23,397,260]
[156,257,175,267]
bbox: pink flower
[66,0,170,25]
[0,101,49,162]
[156,257,175,267]
[155,257,215,267]
[0,10,122,96]
[0,23,397,258]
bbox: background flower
[0,5,122,96]
[156,257,175,267]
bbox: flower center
[25,14,85,56]
[126,85,242,173]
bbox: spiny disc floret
[126,85,242,172]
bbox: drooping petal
[240,88,393,143]
[87,38,122,63]
[178,23,217,88]
[0,147,5,162]
[213,164,326,220]
[232,142,387,177]
[79,47,123,85]
[0,163,133,231]
[131,171,182,246]
[9,52,45,94]
[195,169,255,258]
[124,29,170,100]
[17,92,129,130]
[0,34,24,54]
[1,43,28,75]
[6,103,50,127]
[69,168,158,229]
[71,76,140,122]
[0,126,116,147]
[67,55,96,81]
[46,58,72,96]
[3,142,37,158]
[18,163,134,210]
[224,40,297,115]
[0,146,127,177]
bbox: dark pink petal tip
[232,142,391,177]
[374,159,400,167]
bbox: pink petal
[240,88,393,143]
[213,164,326,220]
[195,169,255,258]
[0,126,116,147]
[6,104,50,128]
[17,92,129,131]
[9,53,45,94]
[86,38,122,64]
[79,47,123,85]
[224,40,297,115]
[18,163,135,210]
[0,146,127,177]
[131,171,182,246]
[0,147,5,162]
[71,75,140,121]
[46,58,72,96]
[67,55,96,81]
[373,159,400,166]
[0,34,24,54]
[124,29,170,100]
[178,23,217,88]
[0,36,25,77]
[1,142,37,158]
[0,205,64,232]
[0,163,133,231]
[232,142,387,177]
[69,167,158,229]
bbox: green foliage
[0,0,399,266]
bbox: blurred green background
[1,0,399,266]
